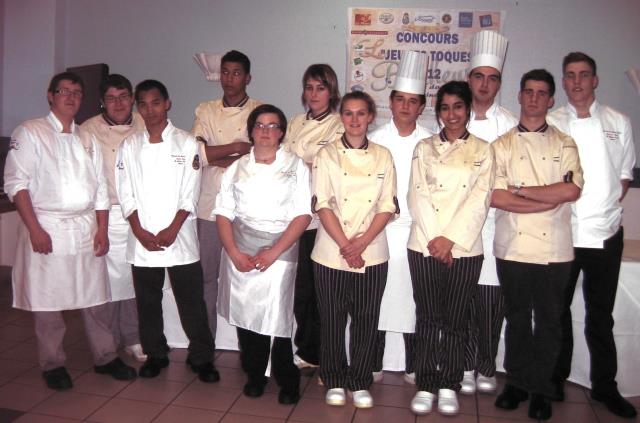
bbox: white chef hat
[469,30,509,73]
[393,50,428,95]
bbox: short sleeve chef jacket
[492,125,583,264]
[116,120,201,267]
[311,138,398,273]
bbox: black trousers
[236,327,300,393]
[314,261,387,391]
[464,284,505,377]
[293,229,321,365]
[409,251,482,393]
[553,227,624,395]
[497,258,571,397]
[132,261,214,365]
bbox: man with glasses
[4,72,136,390]
[548,52,637,419]
[82,74,147,362]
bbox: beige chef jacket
[116,120,201,267]
[191,97,261,221]
[81,112,145,205]
[407,132,494,258]
[283,112,344,165]
[492,125,583,264]
[311,137,398,273]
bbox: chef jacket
[311,137,398,273]
[116,120,201,267]
[4,112,110,310]
[192,97,261,221]
[214,147,312,232]
[548,101,635,248]
[492,125,584,264]
[82,112,145,205]
[468,102,518,285]
[407,132,494,258]
[283,112,344,165]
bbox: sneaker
[410,391,435,415]
[350,389,374,408]
[124,344,147,362]
[293,354,318,369]
[372,370,384,383]
[325,388,346,406]
[460,370,476,395]
[403,372,416,385]
[437,388,459,415]
[476,373,497,394]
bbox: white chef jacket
[4,112,110,311]
[407,132,494,258]
[369,119,432,333]
[468,102,518,286]
[548,101,636,248]
[214,147,311,337]
[192,97,261,221]
[82,112,145,301]
[116,120,201,267]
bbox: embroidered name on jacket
[172,154,186,165]
[603,130,620,141]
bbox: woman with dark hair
[312,91,397,408]
[407,81,494,416]
[214,104,312,404]
[283,64,344,369]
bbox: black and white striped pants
[313,261,387,391]
[408,250,482,393]
[464,284,505,376]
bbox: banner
[347,8,505,121]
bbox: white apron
[218,220,298,338]
[106,205,135,301]
[377,221,415,332]
[12,210,110,311]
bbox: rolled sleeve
[620,117,636,180]
[311,149,333,211]
[91,136,110,210]
[491,139,509,191]
[177,138,201,214]
[115,142,137,219]
[292,158,312,217]
[212,159,238,221]
[375,149,398,215]
[4,126,37,201]
[560,135,584,190]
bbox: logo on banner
[479,14,493,27]
[354,12,372,26]
[458,12,473,28]
[379,12,394,24]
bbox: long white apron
[12,210,110,311]
[218,221,298,338]
[106,205,135,301]
[377,221,415,332]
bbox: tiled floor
[0,266,638,422]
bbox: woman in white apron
[215,104,311,405]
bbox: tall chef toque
[393,50,428,95]
[469,30,509,73]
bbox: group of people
[3,29,636,421]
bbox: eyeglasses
[54,88,83,98]
[254,122,281,131]
[104,93,132,104]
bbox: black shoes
[591,389,638,418]
[243,377,267,398]
[278,388,300,405]
[495,384,529,410]
[94,357,137,381]
[550,378,565,402]
[139,357,170,378]
[42,366,73,390]
[528,394,552,420]
[186,358,220,383]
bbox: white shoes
[437,389,459,415]
[350,390,374,408]
[411,391,435,415]
[124,344,147,362]
[293,354,318,369]
[460,370,476,395]
[476,374,497,393]
[403,372,416,385]
[372,371,384,383]
[325,388,346,406]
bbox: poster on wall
[347,7,505,124]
